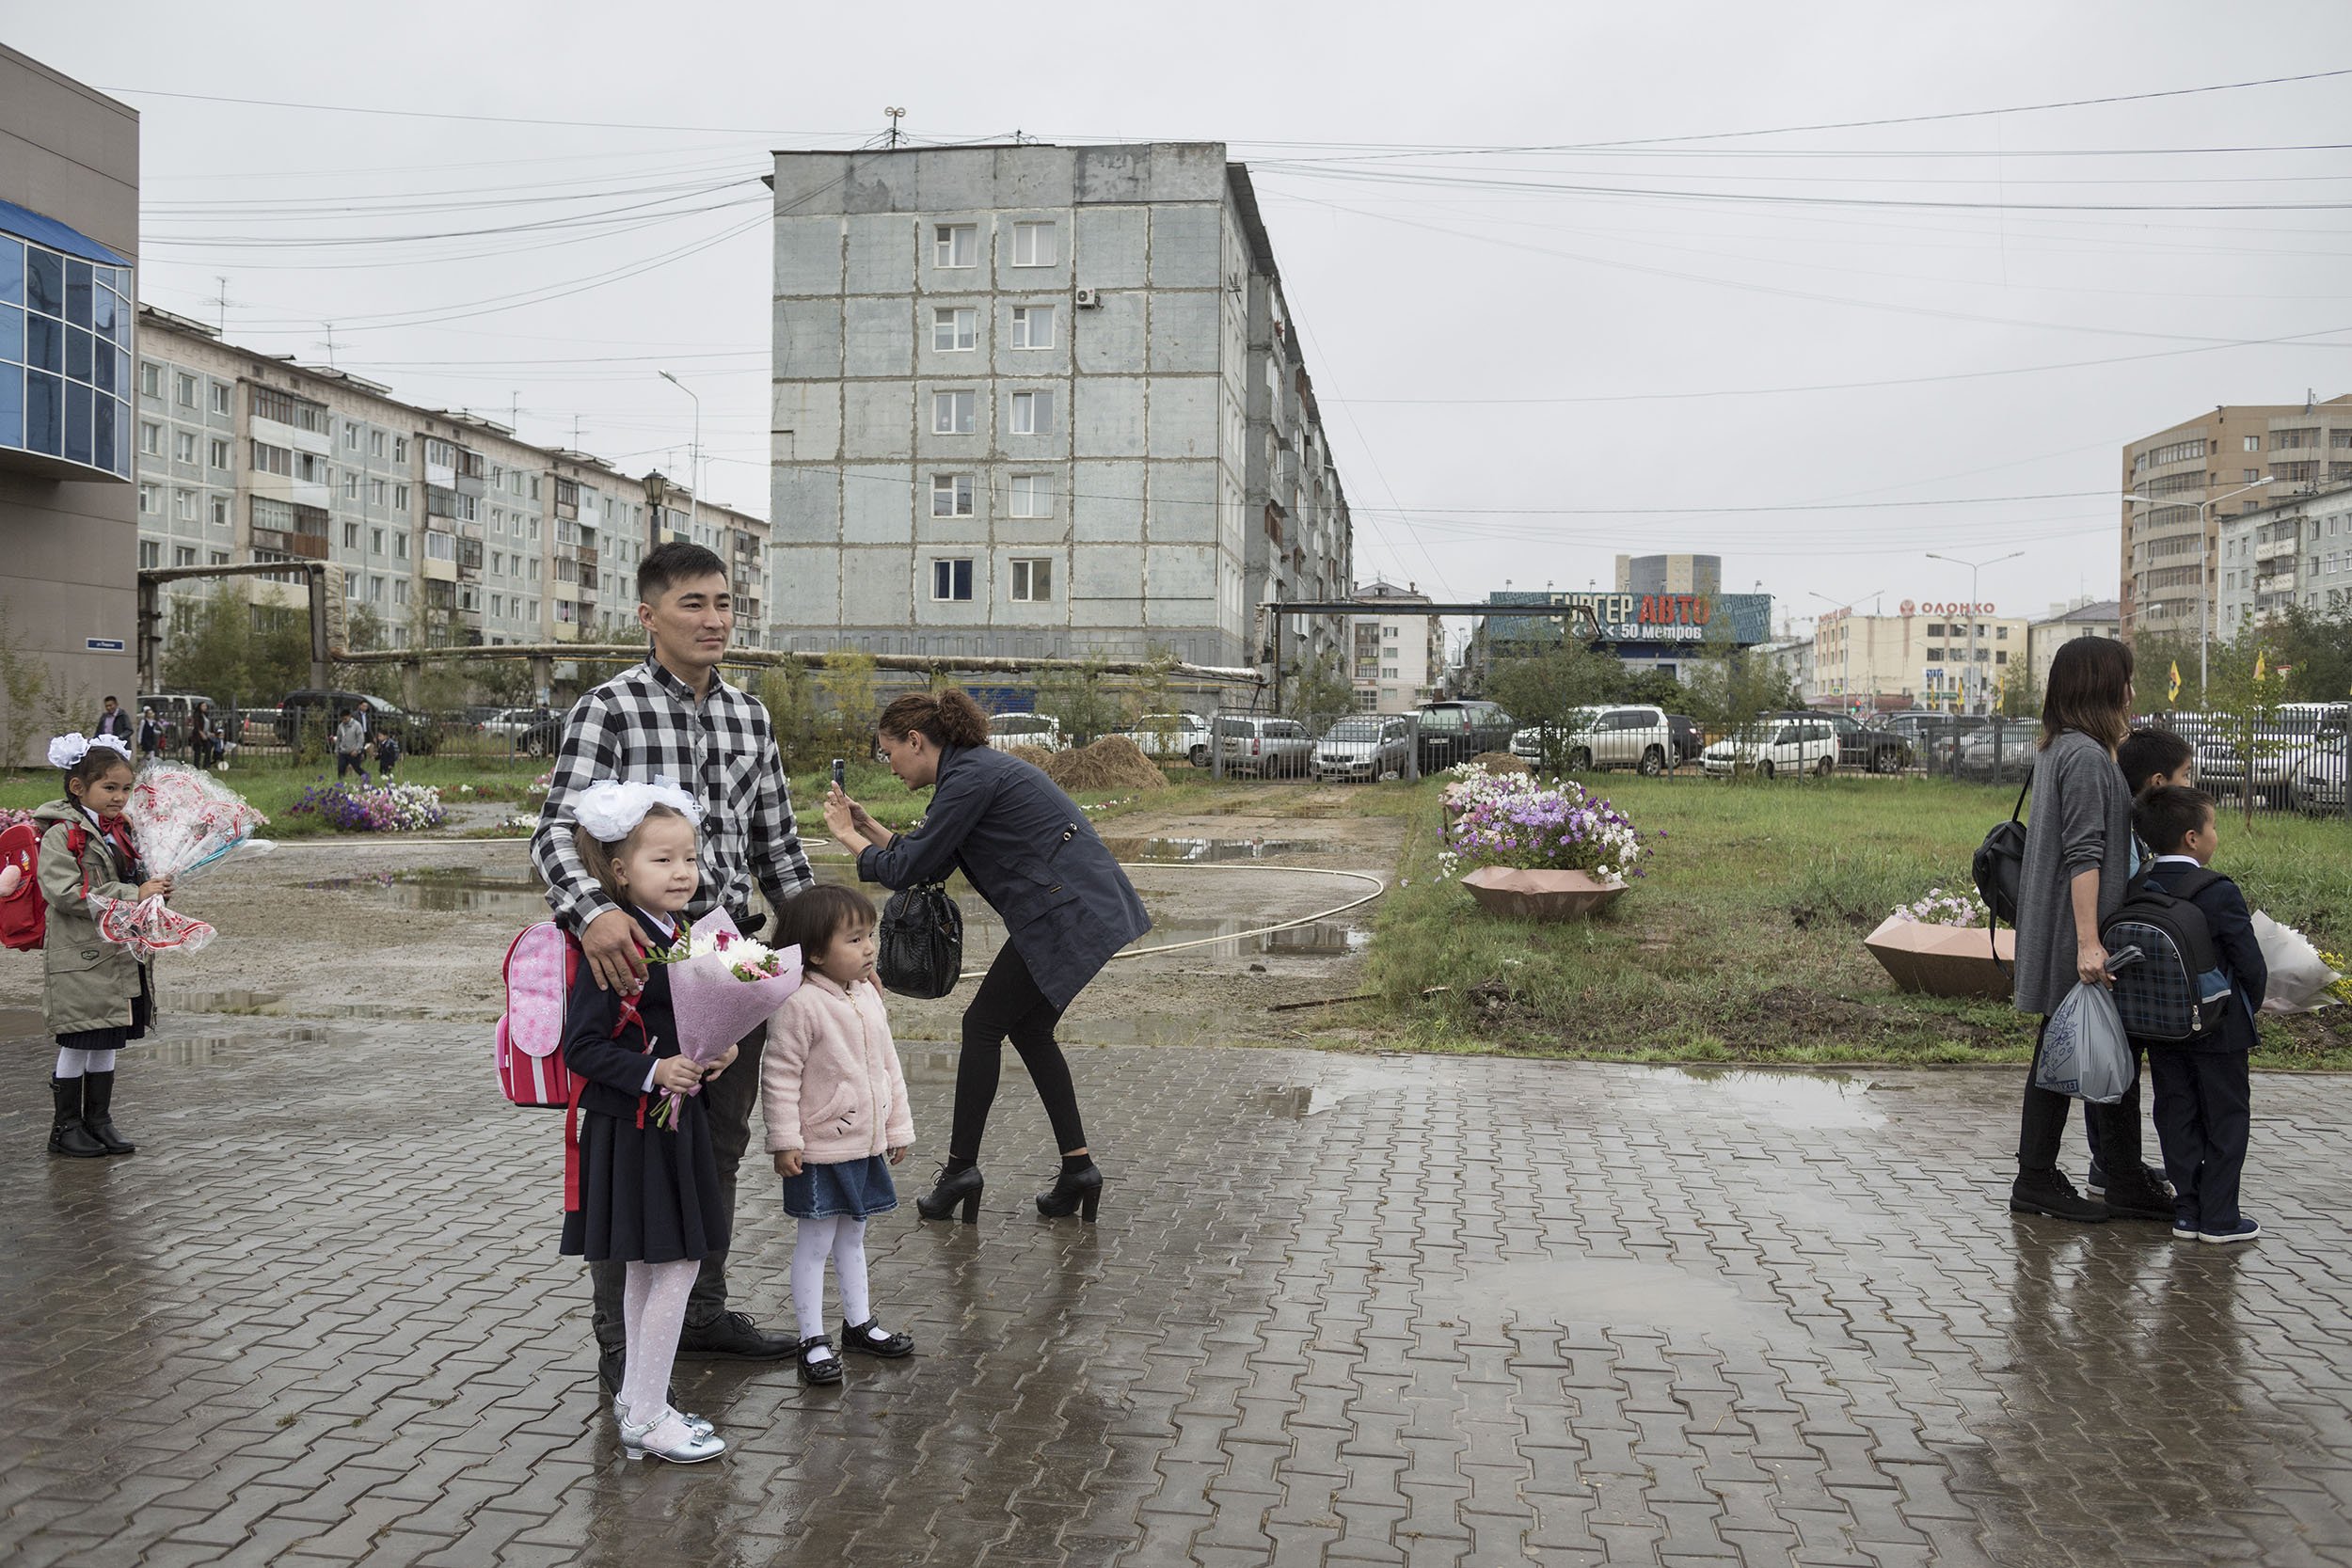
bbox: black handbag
[877,883,963,999]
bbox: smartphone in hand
[832,758,847,791]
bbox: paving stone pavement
[6,1015,2352,1567]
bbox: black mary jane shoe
[840,1319,914,1359]
[1035,1163,1104,1223]
[795,1334,844,1386]
[916,1164,985,1223]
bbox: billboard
[1486,589,1773,649]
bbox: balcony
[2256,572,2296,595]
[249,526,329,561]
[2256,538,2297,562]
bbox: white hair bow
[572,777,704,843]
[47,733,130,769]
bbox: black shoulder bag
[877,883,964,999]
[1971,775,2030,969]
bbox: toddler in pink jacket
[764,884,915,1385]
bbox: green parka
[32,799,151,1036]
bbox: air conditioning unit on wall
[1073,288,1101,309]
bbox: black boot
[47,1078,106,1159]
[80,1070,135,1156]
[916,1164,985,1223]
[2010,1167,2107,1223]
[1036,1162,1103,1222]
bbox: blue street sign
[85,638,126,652]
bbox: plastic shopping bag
[2254,911,2341,1014]
[2033,981,2135,1104]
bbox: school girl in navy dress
[762,884,916,1385]
[557,781,737,1463]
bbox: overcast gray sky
[11,0,2352,633]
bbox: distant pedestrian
[34,734,170,1160]
[135,707,165,761]
[2009,636,2168,1225]
[94,697,133,747]
[559,782,733,1464]
[764,885,916,1386]
[823,688,1148,1227]
[187,703,214,769]
[334,709,369,784]
[373,730,402,781]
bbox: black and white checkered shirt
[531,657,814,933]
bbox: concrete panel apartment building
[1348,580,1445,712]
[2120,394,2352,640]
[766,141,1351,673]
[130,307,769,667]
[1,44,140,757]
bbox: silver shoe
[614,1397,713,1438]
[617,1407,726,1464]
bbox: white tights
[791,1216,884,1362]
[55,1048,119,1078]
[619,1258,699,1446]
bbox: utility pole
[884,106,906,147]
[1925,551,2021,714]
[660,371,701,543]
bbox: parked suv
[1414,700,1516,772]
[278,689,437,754]
[1311,715,1413,782]
[2198,707,2346,808]
[1216,716,1315,778]
[1666,714,1703,768]
[1702,715,1839,779]
[1120,712,1212,767]
[478,705,563,757]
[1819,713,1912,773]
[986,712,1066,752]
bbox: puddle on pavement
[306,867,547,913]
[1639,1066,1884,1129]
[1436,1256,1789,1337]
[1098,836,1334,863]
[158,988,287,1015]
[1058,1010,1259,1047]
[1257,1056,1431,1117]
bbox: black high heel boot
[1035,1163,1103,1222]
[916,1164,984,1223]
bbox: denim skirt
[783,1154,898,1220]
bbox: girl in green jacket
[36,734,171,1158]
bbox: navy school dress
[558,907,730,1264]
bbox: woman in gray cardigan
[823,689,1150,1227]
[2010,636,2169,1224]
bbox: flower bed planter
[1460,865,1627,922]
[1864,915,2015,1000]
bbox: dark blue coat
[856,744,1150,1009]
[2142,860,2267,1055]
[561,908,688,1120]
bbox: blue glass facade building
[0,202,134,483]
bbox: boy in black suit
[2132,785,2267,1244]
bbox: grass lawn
[1360,773,2352,1070]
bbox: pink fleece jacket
[760,972,914,1162]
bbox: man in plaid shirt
[533,542,814,1383]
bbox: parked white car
[2292,750,2346,816]
[1701,715,1840,779]
[987,712,1066,752]
[1311,715,1413,782]
[1121,712,1212,767]
[1512,705,1676,775]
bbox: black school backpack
[2100,866,2233,1042]
[1971,777,2029,928]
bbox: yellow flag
[2168,660,2182,705]
[2256,650,2269,684]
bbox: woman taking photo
[2009,636,2169,1224]
[822,689,1150,1225]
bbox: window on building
[1010,306,1055,349]
[1926,646,1945,661]
[393,484,409,511]
[137,540,160,570]
[210,497,230,529]
[2273,428,2319,451]
[1382,666,1399,680]
[393,437,408,463]
[1009,558,1053,601]
[209,437,230,469]
[528,558,539,581]
[249,439,292,475]
[1009,221,1057,267]
[2244,435,2261,452]
[370,430,386,458]
[171,488,195,521]
[138,362,160,398]
[1009,390,1053,435]
[342,520,359,547]
[931,308,977,352]
[933,224,977,268]
[173,545,197,567]
[1009,474,1051,517]
[370,528,385,555]
[138,420,161,455]
[173,430,196,464]
[343,420,360,450]
[930,473,975,517]
[931,390,976,435]
[931,558,975,601]
[176,373,197,407]
[395,531,409,561]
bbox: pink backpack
[497,921,612,1212]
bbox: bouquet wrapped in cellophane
[88,763,275,960]
[645,907,801,1128]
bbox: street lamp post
[1923,551,2022,715]
[659,371,702,545]
[2122,475,2270,702]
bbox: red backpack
[0,820,87,953]
[496,921,645,1212]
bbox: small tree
[162,584,257,705]
[759,661,826,774]
[1037,655,1136,746]
[814,649,880,761]
[1127,646,1184,754]
[2202,618,2286,829]
[1488,642,1615,770]
[0,596,51,768]
[1282,649,1355,737]
[1998,659,2042,721]
[1682,626,1800,778]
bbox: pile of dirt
[1044,736,1169,793]
[1004,743,1057,769]
[1470,752,1529,775]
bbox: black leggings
[953,942,1088,1163]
